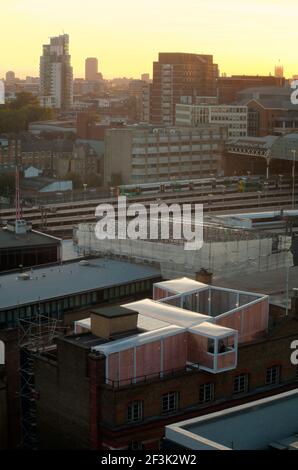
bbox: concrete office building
[176,104,248,138]
[150,53,218,125]
[104,125,227,186]
[39,34,73,110]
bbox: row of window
[126,366,285,423]
[0,279,154,327]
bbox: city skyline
[0,0,298,79]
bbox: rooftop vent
[17,273,31,281]
[78,260,90,266]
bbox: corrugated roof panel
[123,298,211,327]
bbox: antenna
[15,165,22,221]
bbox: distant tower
[85,58,99,81]
[39,34,73,109]
[5,71,16,83]
[274,61,284,79]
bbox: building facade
[104,125,227,186]
[150,53,218,125]
[0,222,62,273]
[0,329,20,449]
[176,104,248,138]
[39,34,73,110]
[0,137,21,168]
[236,87,298,137]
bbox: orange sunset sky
[0,0,297,79]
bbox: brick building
[21,138,73,173]
[150,53,218,125]
[0,137,21,169]
[217,75,285,105]
[0,257,161,448]
[236,87,298,137]
[34,278,298,450]
[0,328,21,449]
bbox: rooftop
[166,389,298,450]
[123,298,210,328]
[188,321,236,339]
[72,277,269,383]
[0,227,60,249]
[91,306,137,319]
[0,258,160,311]
[154,277,207,295]
[21,138,73,153]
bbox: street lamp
[291,149,296,209]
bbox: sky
[0,0,298,79]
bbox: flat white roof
[92,325,185,355]
[166,389,298,450]
[137,314,171,331]
[123,299,211,327]
[154,277,208,294]
[189,322,237,339]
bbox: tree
[8,92,39,110]
[0,173,15,199]
[0,92,54,133]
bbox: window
[127,401,143,423]
[129,441,144,450]
[207,338,215,354]
[162,392,179,414]
[266,366,280,385]
[233,374,249,394]
[199,383,214,403]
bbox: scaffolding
[18,313,59,449]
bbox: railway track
[1,184,297,237]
